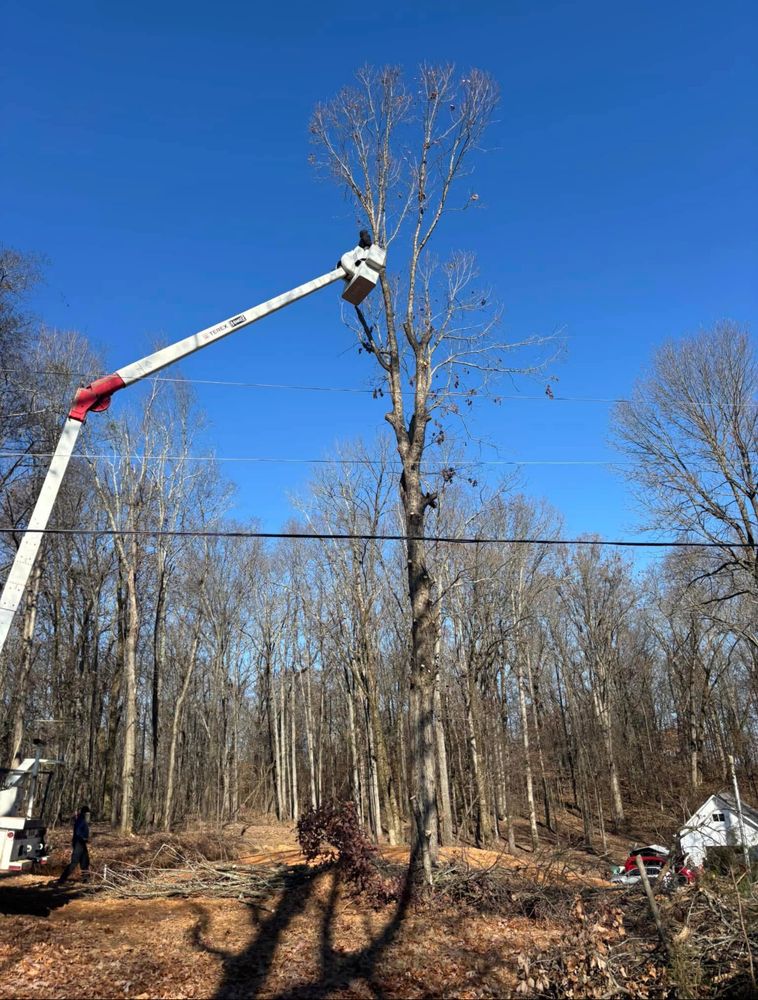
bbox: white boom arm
[0,241,386,656]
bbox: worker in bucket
[58,805,91,883]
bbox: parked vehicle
[611,845,695,886]
[611,864,662,886]
[0,744,55,872]
[622,845,669,873]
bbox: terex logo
[229,314,246,328]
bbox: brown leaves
[516,896,661,998]
[296,801,400,907]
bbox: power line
[5,370,757,411]
[6,408,55,420]
[0,449,631,468]
[0,525,753,548]
[0,367,626,403]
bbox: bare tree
[296,442,403,842]
[557,543,635,831]
[0,246,44,491]
[614,323,757,609]
[311,64,551,880]
[91,406,154,834]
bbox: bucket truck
[0,740,57,871]
[0,234,386,712]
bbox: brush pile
[94,844,301,902]
[514,873,758,998]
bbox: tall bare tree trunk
[150,549,168,822]
[301,654,318,809]
[590,676,624,828]
[290,680,299,822]
[511,576,539,852]
[163,631,200,829]
[462,655,491,846]
[497,670,518,853]
[119,549,139,834]
[516,651,539,851]
[527,648,553,833]
[434,678,453,845]
[366,670,400,843]
[278,679,287,819]
[104,602,122,826]
[7,561,42,764]
[406,527,439,880]
[364,693,383,840]
[345,670,362,823]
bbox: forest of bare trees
[1,67,756,879]
[1,257,755,850]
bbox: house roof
[681,790,758,833]
[715,791,758,828]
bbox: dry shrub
[67,824,241,878]
[296,800,400,906]
[432,859,579,921]
[168,829,235,862]
[517,896,669,998]
[516,876,758,998]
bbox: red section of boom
[68,374,127,422]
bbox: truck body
[0,756,54,871]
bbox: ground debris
[2,822,755,999]
[94,843,302,902]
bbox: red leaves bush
[296,800,399,906]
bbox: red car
[621,845,695,884]
[622,844,668,873]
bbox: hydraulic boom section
[0,238,386,658]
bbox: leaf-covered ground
[0,871,568,998]
[0,818,634,999]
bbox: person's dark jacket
[73,814,89,843]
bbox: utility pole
[728,753,752,874]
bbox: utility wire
[0,525,753,548]
[0,368,626,403]
[0,450,632,467]
[5,370,757,410]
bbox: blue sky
[2,0,756,548]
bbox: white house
[679,791,758,868]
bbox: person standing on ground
[58,805,91,883]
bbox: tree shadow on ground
[188,866,318,999]
[208,857,417,1000]
[0,878,84,917]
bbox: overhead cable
[0,525,753,548]
[0,368,627,403]
[0,450,631,467]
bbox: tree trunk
[163,631,200,829]
[264,645,282,821]
[463,654,491,846]
[289,680,299,822]
[527,648,553,833]
[497,671,518,853]
[345,669,362,823]
[591,675,624,828]
[301,654,318,810]
[434,678,453,845]
[150,550,168,822]
[516,652,539,851]
[367,670,400,843]
[406,522,439,880]
[7,561,42,764]
[119,553,139,835]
